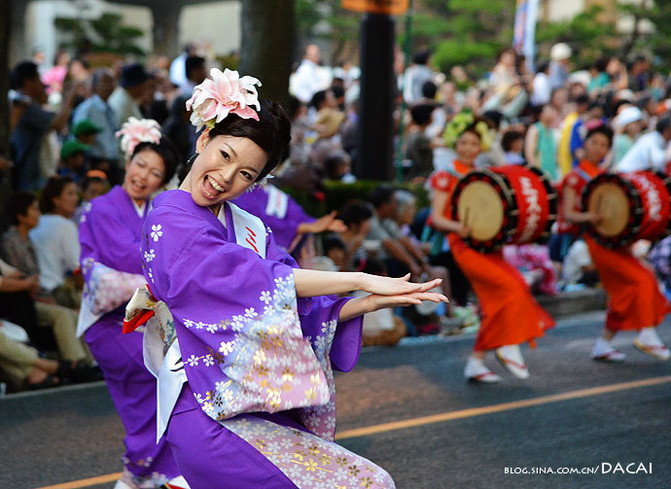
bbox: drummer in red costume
[429,119,554,383]
[560,124,671,362]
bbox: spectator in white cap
[612,106,644,164]
[549,42,572,90]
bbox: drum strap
[574,167,593,183]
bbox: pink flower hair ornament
[186,68,262,131]
[116,117,162,159]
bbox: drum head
[587,182,630,237]
[457,181,505,241]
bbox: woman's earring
[186,153,198,168]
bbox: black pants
[0,291,55,351]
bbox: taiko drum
[581,170,671,248]
[450,165,558,253]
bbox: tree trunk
[151,2,182,58]
[239,0,295,110]
[0,0,11,158]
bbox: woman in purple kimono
[77,118,187,489]
[124,69,447,489]
[232,184,345,253]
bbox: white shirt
[562,240,592,284]
[290,59,330,104]
[616,131,670,172]
[531,72,551,106]
[169,52,188,87]
[29,214,80,291]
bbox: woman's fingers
[414,278,443,292]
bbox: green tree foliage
[412,0,515,76]
[618,1,671,69]
[535,6,618,69]
[54,13,145,57]
[295,0,360,63]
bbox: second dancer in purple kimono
[77,118,188,489]
[124,69,448,489]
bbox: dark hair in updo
[131,136,180,185]
[206,98,291,181]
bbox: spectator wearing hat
[612,106,644,164]
[71,119,102,146]
[549,43,572,90]
[108,62,152,125]
[74,171,110,224]
[58,141,90,183]
[71,68,121,183]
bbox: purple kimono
[137,189,394,489]
[232,184,315,250]
[78,185,181,488]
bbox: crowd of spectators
[3,39,671,391]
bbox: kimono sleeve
[145,208,332,422]
[265,230,363,373]
[78,198,145,316]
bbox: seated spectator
[503,244,558,295]
[71,118,103,146]
[0,258,42,348]
[393,190,460,327]
[324,150,356,183]
[562,239,599,289]
[367,185,425,279]
[322,235,347,272]
[29,176,82,309]
[0,319,100,391]
[501,130,526,165]
[335,200,374,271]
[2,192,94,366]
[74,170,110,224]
[351,258,407,346]
[57,140,89,183]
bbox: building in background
[13,0,240,68]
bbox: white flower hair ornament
[116,117,162,159]
[186,68,262,131]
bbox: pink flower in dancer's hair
[116,117,162,158]
[186,68,262,131]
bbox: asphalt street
[2,310,670,489]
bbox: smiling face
[455,130,481,166]
[181,132,268,209]
[122,148,166,204]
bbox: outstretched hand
[365,289,448,312]
[301,211,348,234]
[361,273,444,297]
[336,273,449,322]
